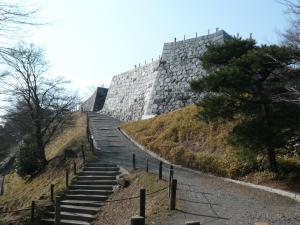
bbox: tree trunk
[267,145,278,172]
[263,103,278,172]
[34,119,47,166]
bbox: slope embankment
[121,104,300,192]
[89,112,300,225]
[0,112,96,224]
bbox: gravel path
[88,112,300,225]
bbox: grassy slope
[0,112,94,221]
[121,105,300,191]
[94,171,178,225]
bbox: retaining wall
[100,30,231,121]
[101,61,159,121]
[81,87,108,112]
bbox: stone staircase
[42,161,120,225]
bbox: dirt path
[88,112,300,225]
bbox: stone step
[101,135,119,138]
[94,139,122,142]
[41,218,90,225]
[77,175,116,181]
[65,194,108,201]
[74,180,117,185]
[60,200,104,207]
[67,189,112,195]
[86,162,116,167]
[47,211,96,222]
[41,157,119,225]
[80,171,120,176]
[47,204,101,215]
[83,167,119,171]
[68,185,113,190]
[94,131,116,134]
[60,205,101,214]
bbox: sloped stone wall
[101,61,159,121]
[100,30,231,121]
[81,87,108,112]
[144,30,231,116]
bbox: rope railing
[0,200,53,225]
[0,217,30,224]
[104,186,168,203]
[0,207,31,214]
[128,150,224,220]
[0,142,88,224]
[0,112,215,225]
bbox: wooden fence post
[185,222,200,225]
[131,215,145,225]
[73,162,77,175]
[168,165,173,198]
[66,168,69,188]
[140,188,146,218]
[170,179,177,210]
[91,137,95,152]
[146,159,149,173]
[86,115,90,140]
[81,145,85,164]
[55,196,61,225]
[132,153,136,170]
[31,201,35,223]
[159,161,163,180]
[50,184,54,202]
[90,136,93,152]
[0,175,4,195]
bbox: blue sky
[22,0,290,98]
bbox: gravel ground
[88,112,300,225]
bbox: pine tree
[191,38,300,172]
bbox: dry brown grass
[0,111,94,223]
[121,105,300,189]
[121,105,242,177]
[46,112,86,160]
[94,171,178,225]
[121,105,235,155]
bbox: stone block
[99,30,230,121]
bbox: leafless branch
[0,42,80,163]
[280,0,300,48]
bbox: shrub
[15,139,44,177]
[277,157,300,182]
[169,146,184,164]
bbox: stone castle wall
[81,87,108,112]
[101,61,159,120]
[101,30,231,121]
[144,30,231,116]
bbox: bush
[15,139,44,177]
[169,146,185,164]
[277,157,300,182]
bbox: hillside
[121,105,300,191]
[0,112,96,223]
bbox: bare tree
[2,100,34,140]
[281,0,300,48]
[0,43,79,166]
